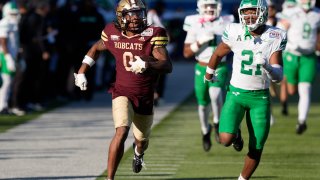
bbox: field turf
[98,90,320,180]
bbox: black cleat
[202,124,212,152]
[213,123,220,143]
[232,129,244,152]
[296,123,307,135]
[132,143,145,173]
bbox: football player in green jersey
[183,0,233,152]
[205,0,287,179]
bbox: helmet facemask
[197,0,222,22]
[116,0,147,33]
[238,0,268,31]
[121,9,147,33]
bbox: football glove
[5,54,16,72]
[74,73,87,91]
[129,56,146,74]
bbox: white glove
[5,54,16,72]
[198,33,214,45]
[74,73,87,91]
[129,56,146,74]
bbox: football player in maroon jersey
[74,0,172,179]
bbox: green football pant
[219,85,270,150]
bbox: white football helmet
[2,1,19,18]
[297,0,315,11]
[238,0,268,31]
[2,1,19,24]
[197,0,222,20]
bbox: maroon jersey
[101,24,168,115]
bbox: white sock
[270,113,275,126]
[135,146,141,156]
[209,87,222,124]
[298,83,311,124]
[238,173,247,180]
[198,105,210,134]
[0,74,12,110]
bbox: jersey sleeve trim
[279,38,287,50]
[150,36,168,46]
[101,31,108,41]
[222,31,228,40]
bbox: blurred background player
[74,0,172,179]
[277,0,320,134]
[282,0,297,11]
[183,0,234,152]
[277,0,297,116]
[205,0,286,178]
[0,1,19,114]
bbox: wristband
[206,66,215,74]
[190,42,199,53]
[82,55,95,67]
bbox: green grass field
[98,94,320,180]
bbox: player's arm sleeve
[0,22,8,38]
[183,16,193,32]
[271,30,287,54]
[221,23,233,48]
[184,28,197,44]
[268,30,287,60]
[100,26,110,50]
[0,22,9,54]
[265,31,287,83]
